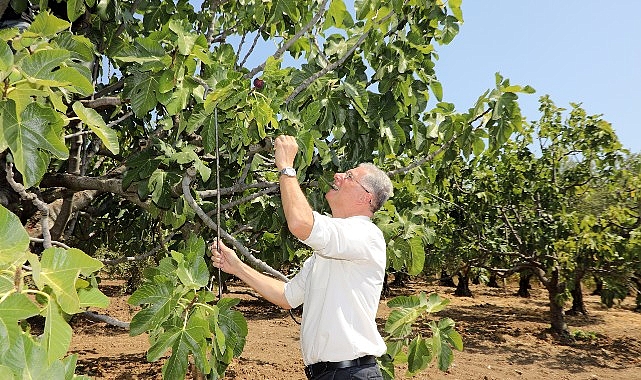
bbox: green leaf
[20,49,71,86]
[325,0,353,28]
[0,293,39,322]
[384,307,422,338]
[128,281,181,336]
[407,336,432,374]
[252,97,276,136]
[1,100,69,187]
[407,235,425,275]
[169,20,198,56]
[0,40,14,82]
[0,275,13,294]
[148,169,180,209]
[51,66,94,96]
[0,293,39,357]
[424,293,450,314]
[2,334,66,379]
[72,102,120,155]
[430,80,443,102]
[42,300,73,363]
[125,71,159,117]
[301,101,321,129]
[448,0,464,21]
[176,255,209,290]
[31,247,103,314]
[77,287,110,308]
[147,327,180,361]
[343,80,368,121]
[0,365,14,378]
[199,112,217,154]
[25,11,71,37]
[217,302,247,357]
[297,130,320,167]
[158,316,210,380]
[387,293,424,309]
[0,205,30,266]
[67,0,87,22]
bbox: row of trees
[421,96,640,335]
[0,0,638,378]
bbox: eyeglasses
[345,170,371,194]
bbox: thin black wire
[215,107,223,300]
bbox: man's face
[325,166,372,215]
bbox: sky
[432,1,641,153]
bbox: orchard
[0,0,639,379]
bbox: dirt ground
[69,278,641,380]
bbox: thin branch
[239,27,263,68]
[29,237,70,249]
[114,0,141,41]
[107,111,134,128]
[81,311,130,329]
[246,0,330,79]
[197,181,276,199]
[285,4,400,104]
[498,208,523,246]
[80,97,122,109]
[207,184,279,216]
[5,163,52,248]
[39,173,149,209]
[182,169,288,281]
[387,133,457,177]
[206,0,230,44]
[235,30,248,66]
[285,29,369,104]
[93,78,125,99]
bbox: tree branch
[39,173,149,209]
[5,163,52,248]
[182,169,288,282]
[247,0,330,79]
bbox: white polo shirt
[283,211,387,366]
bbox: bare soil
[69,278,641,380]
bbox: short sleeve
[283,255,314,308]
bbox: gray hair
[358,163,393,212]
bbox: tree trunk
[487,272,500,288]
[382,271,390,297]
[454,272,473,297]
[391,271,409,287]
[546,269,569,337]
[591,275,603,296]
[517,271,533,298]
[439,269,456,287]
[567,270,588,315]
[632,276,641,313]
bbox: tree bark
[567,270,588,316]
[454,272,473,297]
[632,275,641,313]
[591,275,603,296]
[487,272,500,288]
[439,269,456,287]
[517,270,533,298]
[545,268,569,336]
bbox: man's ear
[358,192,372,205]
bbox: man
[211,135,393,379]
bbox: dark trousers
[309,362,383,380]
